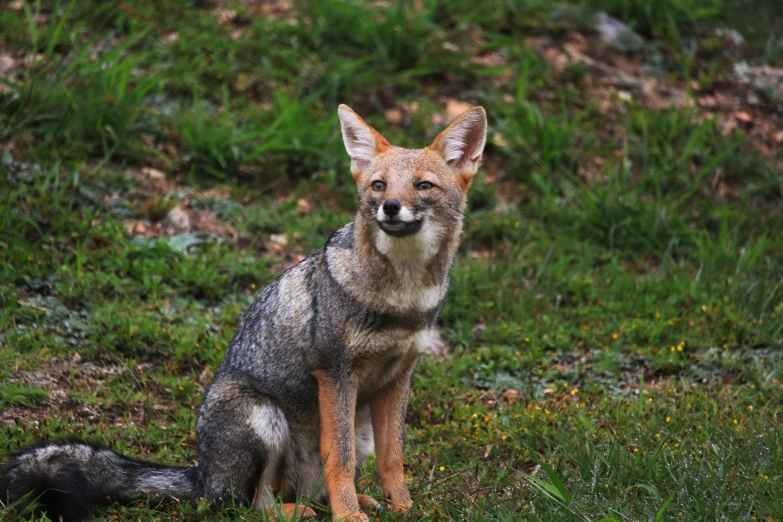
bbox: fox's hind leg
[196,380,290,507]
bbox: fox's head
[338,104,486,263]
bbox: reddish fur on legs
[312,369,367,522]
[369,351,417,512]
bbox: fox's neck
[352,214,462,289]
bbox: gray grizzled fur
[0,104,488,522]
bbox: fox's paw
[266,503,317,519]
[333,511,369,522]
[389,499,412,514]
[385,485,413,513]
[357,494,382,512]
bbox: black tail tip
[1,466,95,522]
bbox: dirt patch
[2,357,146,430]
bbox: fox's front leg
[313,369,367,522]
[369,351,418,512]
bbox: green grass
[1,0,782,521]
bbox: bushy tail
[0,442,200,522]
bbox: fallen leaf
[384,108,404,124]
[193,210,235,237]
[270,233,288,246]
[217,9,237,23]
[492,132,508,148]
[126,221,148,236]
[445,99,472,120]
[501,389,522,404]
[735,111,752,123]
[430,113,447,126]
[399,102,420,115]
[141,167,166,181]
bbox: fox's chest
[345,324,436,357]
[353,330,429,404]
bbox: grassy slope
[1,0,782,521]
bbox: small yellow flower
[748,405,753,411]
[665,417,671,423]
[439,466,445,472]
[570,388,579,396]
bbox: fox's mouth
[377,219,424,238]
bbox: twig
[17,300,48,312]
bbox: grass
[1,0,782,521]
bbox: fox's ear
[338,104,390,175]
[429,106,487,176]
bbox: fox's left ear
[429,106,487,182]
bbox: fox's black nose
[383,200,401,218]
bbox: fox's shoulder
[325,222,355,251]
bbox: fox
[0,104,487,522]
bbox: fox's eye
[371,180,386,192]
[416,181,434,191]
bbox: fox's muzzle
[377,219,424,237]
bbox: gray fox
[0,104,487,521]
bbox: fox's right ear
[338,104,390,176]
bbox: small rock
[0,54,16,75]
[774,131,783,143]
[162,207,191,235]
[71,352,82,365]
[734,111,752,123]
[715,28,745,47]
[594,12,643,47]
